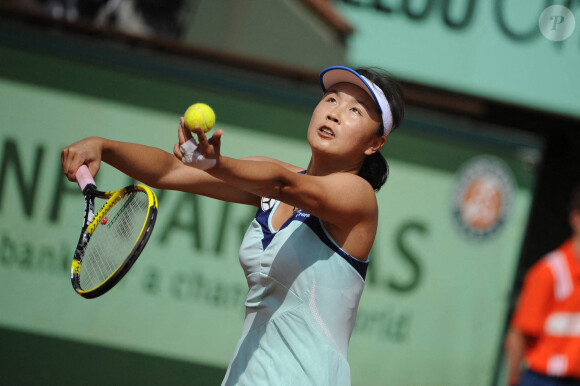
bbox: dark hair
[355,68,405,192]
[569,183,580,213]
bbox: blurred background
[0,0,578,385]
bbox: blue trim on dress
[256,205,275,250]
[254,203,368,280]
[299,211,368,280]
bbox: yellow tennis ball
[184,103,216,133]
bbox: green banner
[337,0,580,119]
[0,69,540,384]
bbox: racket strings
[79,191,150,291]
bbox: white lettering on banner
[545,313,580,337]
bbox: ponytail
[358,147,389,192]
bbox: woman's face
[307,82,383,163]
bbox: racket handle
[76,165,96,192]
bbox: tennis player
[61,66,404,385]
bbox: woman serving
[61,66,404,385]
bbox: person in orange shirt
[505,184,580,386]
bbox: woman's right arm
[61,136,260,206]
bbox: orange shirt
[511,238,580,378]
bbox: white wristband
[179,138,217,170]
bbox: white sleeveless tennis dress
[221,197,368,386]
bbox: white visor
[319,66,393,136]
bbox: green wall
[0,21,542,385]
[338,0,580,119]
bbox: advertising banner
[0,57,540,384]
[337,0,580,119]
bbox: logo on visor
[452,156,516,241]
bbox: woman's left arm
[190,127,377,228]
[215,157,374,219]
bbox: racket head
[71,184,158,299]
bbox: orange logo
[452,156,515,240]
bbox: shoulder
[527,256,556,281]
[323,172,378,207]
[316,173,378,259]
[309,172,378,228]
[521,252,561,292]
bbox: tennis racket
[71,165,158,299]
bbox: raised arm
[61,136,260,206]
[186,126,378,259]
[212,157,374,221]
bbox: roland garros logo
[452,156,515,241]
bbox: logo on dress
[261,197,276,211]
[295,211,310,218]
[451,156,515,241]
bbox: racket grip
[76,165,96,192]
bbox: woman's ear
[364,135,386,156]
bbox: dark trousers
[521,369,580,386]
